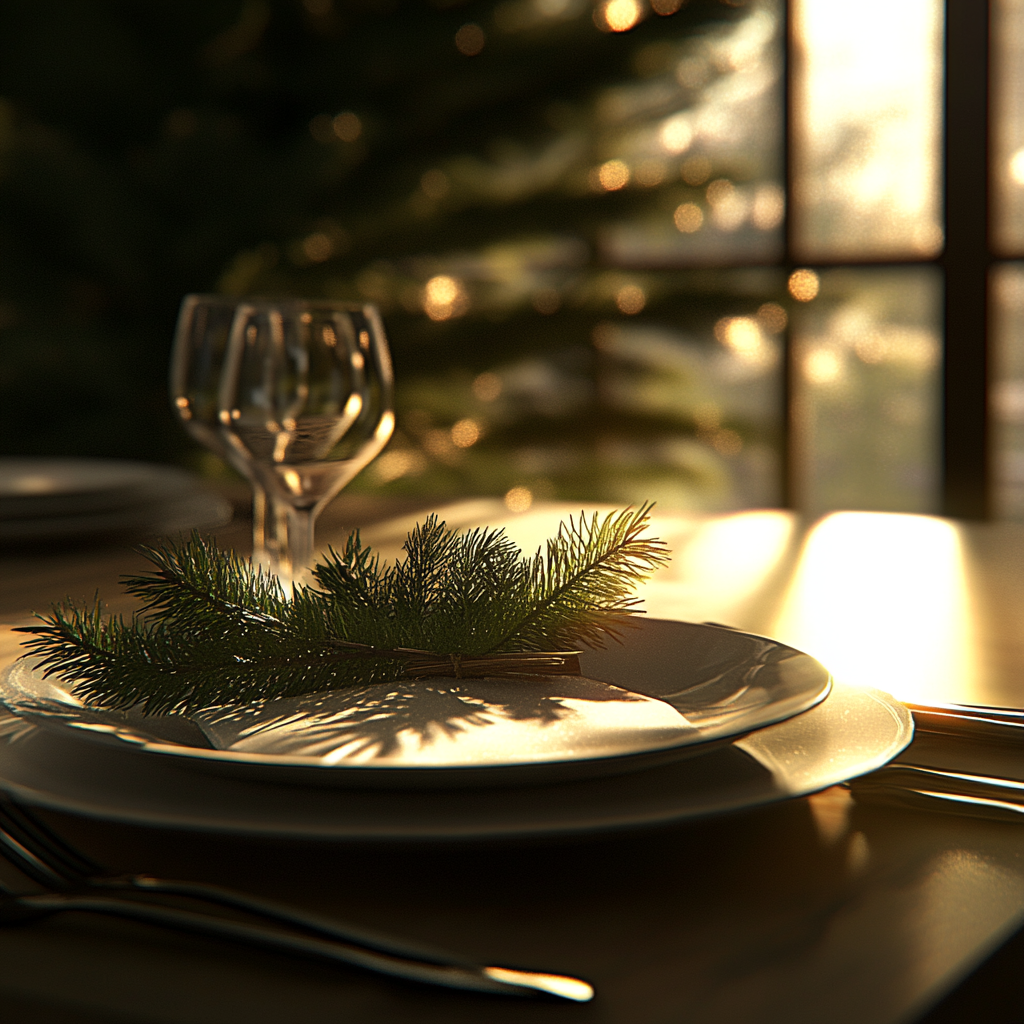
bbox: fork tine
[0,797,98,881]
[0,817,72,889]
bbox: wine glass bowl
[170,295,239,457]
[218,299,395,582]
[170,295,272,559]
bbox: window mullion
[942,0,991,517]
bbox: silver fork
[0,795,593,1002]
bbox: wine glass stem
[251,485,267,563]
[267,498,317,588]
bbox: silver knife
[850,763,1024,824]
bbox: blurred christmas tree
[0,0,788,511]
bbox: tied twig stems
[402,651,582,680]
[316,639,584,679]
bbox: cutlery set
[849,699,1024,822]
[0,794,593,1002]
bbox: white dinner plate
[0,681,912,840]
[2,621,832,788]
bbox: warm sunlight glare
[1010,148,1024,186]
[993,2,1024,249]
[639,511,796,624]
[792,0,943,259]
[770,512,976,703]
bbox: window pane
[590,270,784,509]
[991,264,1024,517]
[599,0,785,267]
[992,0,1024,254]
[793,267,942,515]
[790,0,943,261]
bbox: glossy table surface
[1,497,1022,1024]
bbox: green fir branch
[16,507,669,715]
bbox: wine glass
[218,299,395,585]
[170,295,274,563]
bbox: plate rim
[0,682,912,839]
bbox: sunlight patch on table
[638,509,795,623]
[770,512,976,703]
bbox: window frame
[780,0,990,517]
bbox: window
[339,0,1000,519]
[0,0,1003,521]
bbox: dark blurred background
[0,0,794,511]
[5,0,985,518]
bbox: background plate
[0,458,231,544]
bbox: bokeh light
[634,160,667,186]
[504,485,534,512]
[598,159,630,190]
[715,316,775,367]
[423,275,470,320]
[751,183,785,230]
[332,112,362,142]
[455,23,486,55]
[803,347,843,385]
[451,418,482,447]
[373,449,426,484]
[532,288,561,314]
[301,232,333,263]
[420,169,450,200]
[711,428,743,456]
[757,302,788,333]
[673,202,703,233]
[681,155,712,185]
[598,0,642,33]
[472,372,503,401]
[706,179,748,231]
[659,114,693,154]
[789,268,820,302]
[615,284,646,315]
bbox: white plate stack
[0,458,232,545]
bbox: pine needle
[16,506,669,715]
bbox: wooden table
[1,500,1022,1024]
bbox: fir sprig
[17,506,669,715]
